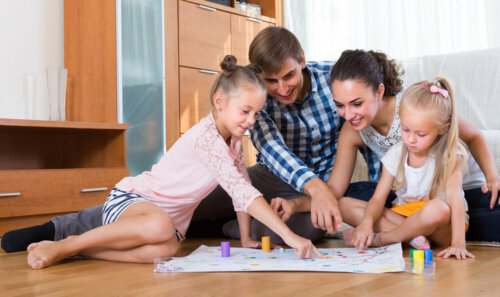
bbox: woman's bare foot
[27,240,53,253]
[408,236,430,250]
[27,240,74,269]
[341,228,355,246]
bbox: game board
[155,243,405,273]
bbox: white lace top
[116,113,261,236]
[359,94,402,160]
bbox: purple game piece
[221,241,230,257]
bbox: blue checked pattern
[358,145,382,181]
[250,61,381,192]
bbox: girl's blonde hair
[394,77,467,198]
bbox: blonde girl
[26,55,323,269]
[343,77,475,259]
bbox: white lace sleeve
[235,148,252,184]
[194,124,261,212]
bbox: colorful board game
[155,243,405,273]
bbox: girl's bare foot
[27,241,73,269]
[27,240,53,253]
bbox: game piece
[221,241,230,257]
[423,249,433,264]
[410,249,417,259]
[413,250,424,264]
[262,236,271,252]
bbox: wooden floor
[1,238,499,297]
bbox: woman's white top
[359,94,402,161]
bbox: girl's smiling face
[213,86,266,141]
[331,79,382,131]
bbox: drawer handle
[248,17,262,23]
[199,69,219,75]
[198,4,216,12]
[80,187,108,193]
[0,192,21,198]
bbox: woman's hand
[481,174,500,208]
[437,245,475,260]
[270,197,296,222]
[352,221,374,252]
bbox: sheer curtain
[118,0,165,176]
[284,0,500,60]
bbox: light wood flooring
[1,238,499,297]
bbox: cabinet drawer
[231,14,272,66]
[179,1,231,71]
[179,66,217,133]
[0,168,129,218]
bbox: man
[1,27,380,252]
[218,27,380,243]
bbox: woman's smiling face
[331,79,381,131]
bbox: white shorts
[102,188,183,241]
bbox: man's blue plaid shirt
[250,61,381,192]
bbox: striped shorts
[102,188,183,242]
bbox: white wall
[0,0,64,120]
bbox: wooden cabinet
[179,67,218,133]
[175,1,277,137]
[62,0,279,169]
[0,1,129,238]
[64,0,117,123]
[173,0,279,166]
[179,1,231,71]
[231,14,273,66]
[0,119,129,236]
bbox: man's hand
[304,178,343,234]
[270,197,297,222]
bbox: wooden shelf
[0,119,128,170]
[185,0,279,23]
[0,118,128,131]
[0,120,129,235]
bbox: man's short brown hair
[249,27,303,74]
